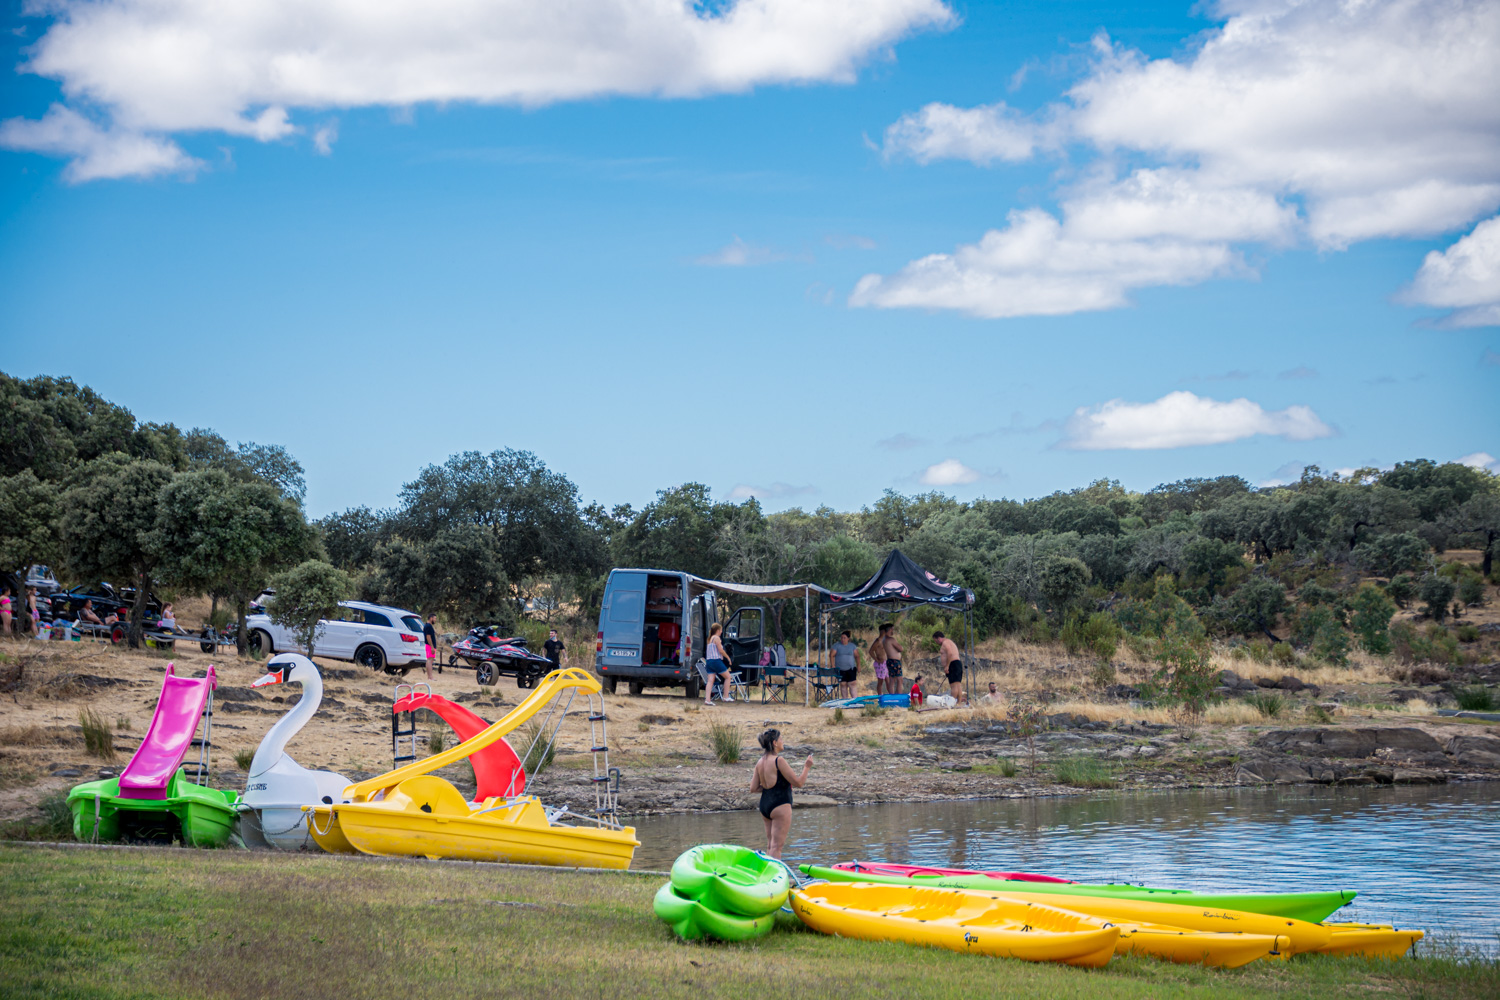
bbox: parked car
[594,568,764,697]
[26,565,62,595]
[245,600,426,674]
[49,583,161,624]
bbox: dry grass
[0,725,48,747]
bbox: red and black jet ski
[449,625,558,688]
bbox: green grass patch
[79,707,115,762]
[1052,756,1119,789]
[860,704,887,719]
[1246,691,1285,718]
[969,759,1019,778]
[1455,686,1496,712]
[706,720,741,764]
[0,846,1495,1000]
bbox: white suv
[246,600,426,674]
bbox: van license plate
[607,648,635,657]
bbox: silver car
[245,600,426,673]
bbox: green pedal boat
[799,864,1356,924]
[655,844,792,941]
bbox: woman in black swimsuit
[749,728,812,859]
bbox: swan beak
[252,669,285,688]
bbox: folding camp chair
[760,665,793,704]
[727,671,751,702]
[811,668,842,705]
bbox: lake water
[629,781,1500,949]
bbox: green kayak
[799,865,1356,924]
[653,882,778,942]
[671,844,791,917]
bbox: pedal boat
[670,844,791,917]
[791,883,1120,967]
[304,667,638,868]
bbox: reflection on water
[630,781,1500,947]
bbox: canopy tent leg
[804,585,811,707]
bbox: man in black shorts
[934,630,966,704]
[880,622,903,694]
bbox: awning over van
[683,575,832,601]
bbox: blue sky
[2,0,1497,519]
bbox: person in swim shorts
[749,728,811,859]
[868,631,887,690]
[829,630,861,699]
[934,630,966,704]
[880,622,904,694]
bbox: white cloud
[0,104,200,182]
[1059,390,1334,450]
[876,433,928,451]
[1458,451,1500,473]
[312,120,339,156]
[918,459,981,486]
[850,208,1242,318]
[882,101,1047,165]
[8,0,953,179]
[695,236,801,267]
[1401,215,1500,328]
[863,0,1500,317]
[727,482,817,500]
[1278,366,1318,380]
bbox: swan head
[253,652,319,689]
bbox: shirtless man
[868,629,887,695]
[934,630,966,704]
[880,623,904,695]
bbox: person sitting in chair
[79,600,104,626]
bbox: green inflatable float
[654,844,791,941]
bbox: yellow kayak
[1320,923,1424,958]
[965,888,1334,954]
[303,777,639,868]
[791,883,1120,967]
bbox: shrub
[427,730,446,755]
[1456,624,1480,643]
[1247,691,1284,718]
[1419,575,1456,622]
[1457,576,1485,607]
[79,707,115,761]
[1386,574,1416,608]
[233,748,255,771]
[1305,703,1334,723]
[1391,622,1460,665]
[518,720,556,775]
[1455,686,1496,711]
[997,758,1018,778]
[1089,659,1116,687]
[1351,583,1397,655]
[1271,641,1296,665]
[1061,611,1121,662]
[1052,756,1118,789]
[1247,640,1271,664]
[707,719,741,764]
[1,791,74,842]
[860,704,887,719]
[826,708,847,726]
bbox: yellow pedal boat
[304,668,639,868]
[791,883,1120,967]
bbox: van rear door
[601,572,646,666]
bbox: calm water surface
[629,781,1500,948]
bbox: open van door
[722,606,765,681]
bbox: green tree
[1386,573,1416,608]
[1350,583,1397,654]
[1418,574,1456,622]
[268,560,352,658]
[363,525,511,627]
[1352,531,1428,578]
[318,506,389,571]
[60,457,175,646]
[810,534,881,592]
[0,471,62,581]
[615,482,745,579]
[1219,575,1288,640]
[1038,556,1091,619]
[1183,536,1243,596]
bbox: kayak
[801,863,1356,924]
[790,882,1119,967]
[1320,923,1424,959]
[833,860,1072,884]
[653,882,777,942]
[670,844,791,917]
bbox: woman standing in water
[750,728,811,859]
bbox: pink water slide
[118,662,216,800]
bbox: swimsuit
[873,660,888,680]
[946,659,963,683]
[886,659,902,679]
[758,756,793,818]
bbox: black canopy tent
[818,550,977,704]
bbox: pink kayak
[831,861,1073,884]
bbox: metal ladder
[586,693,623,827]
[391,682,431,767]
[184,686,214,785]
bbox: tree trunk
[235,596,248,656]
[1484,531,1496,579]
[129,569,151,648]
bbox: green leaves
[267,560,353,658]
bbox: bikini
[758,756,793,818]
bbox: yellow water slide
[305,668,639,867]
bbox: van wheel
[605,677,618,694]
[628,681,644,696]
[355,644,386,672]
[685,679,701,699]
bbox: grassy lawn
[1,845,1495,1000]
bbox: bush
[826,708,847,726]
[1247,640,1271,664]
[1,791,74,842]
[1386,574,1416,608]
[1457,576,1485,607]
[1456,624,1480,643]
[427,730,447,754]
[1305,703,1334,723]
[1247,691,1285,718]
[1052,756,1118,789]
[860,704,887,719]
[1455,686,1496,711]
[518,720,556,775]
[1061,611,1122,662]
[79,707,115,761]
[997,758,1018,778]
[1419,575,1456,622]
[1351,583,1397,655]
[1272,641,1296,665]
[707,719,741,764]
[233,748,254,771]
[1391,622,1460,665]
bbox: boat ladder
[391,682,431,766]
[183,686,214,785]
[586,693,623,828]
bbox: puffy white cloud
[850,208,1242,318]
[727,482,817,500]
[1401,215,1500,328]
[0,104,201,182]
[1059,390,1333,450]
[882,101,1046,165]
[1458,451,1500,473]
[918,459,981,485]
[7,0,952,179]
[863,0,1500,317]
[312,120,339,156]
